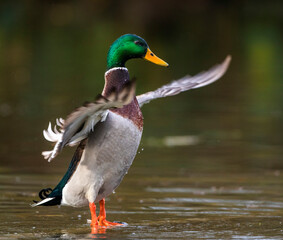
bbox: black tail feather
[39,188,53,199]
[33,188,53,204]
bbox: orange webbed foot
[97,198,124,228]
[89,199,125,231]
[97,215,124,227]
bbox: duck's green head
[107,34,169,69]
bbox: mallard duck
[32,34,231,228]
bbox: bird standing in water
[32,34,231,229]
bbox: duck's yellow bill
[143,48,169,67]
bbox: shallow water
[0,144,282,239]
[1,1,283,239]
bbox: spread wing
[137,55,231,107]
[42,81,136,162]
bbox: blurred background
[1,0,282,174]
[0,1,282,239]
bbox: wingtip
[224,55,232,66]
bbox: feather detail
[41,80,136,162]
[41,118,65,162]
[31,197,55,207]
[56,118,65,128]
[137,55,231,107]
[60,80,135,150]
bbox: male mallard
[32,34,231,228]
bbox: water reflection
[90,227,107,239]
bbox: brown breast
[102,67,143,130]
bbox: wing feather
[42,80,136,162]
[137,56,231,107]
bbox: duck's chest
[102,67,143,130]
[110,97,143,130]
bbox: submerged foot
[90,218,124,235]
[89,216,124,229]
[89,199,125,232]
[97,216,124,227]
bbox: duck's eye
[134,40,143,46]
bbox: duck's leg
[89,202,98,227]
[97,198,123,227]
